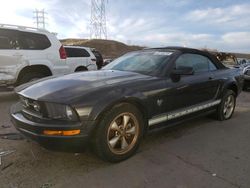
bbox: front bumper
[10,102,95,150]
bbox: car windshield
[102,51,173,76]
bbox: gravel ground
[0,91,249,188]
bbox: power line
[90,0,108,39]
[33,9,47,29]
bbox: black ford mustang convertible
[11,47,244,162]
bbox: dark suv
[91,49,103,69]
[211,52,250,89]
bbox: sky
[0,0,250,53]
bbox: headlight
[45,102,79,121]
[20,96,42,113]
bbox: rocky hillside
[60,39,144,58]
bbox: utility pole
[33,9,47,29]
[90,0,108,39]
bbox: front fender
[87,87,147,121]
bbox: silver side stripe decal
[148,100,221,126]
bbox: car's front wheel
[17,72,45,85]
[93,103,144,162]
[216,90,236,121]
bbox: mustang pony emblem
[157,99,163,106]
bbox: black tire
[216,90,236,121]
[93,103,144,162]
[17,72,45,85]
[75,67,88,72]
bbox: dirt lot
[0,91,250,188]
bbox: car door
[65,48,91,72]
[164,53,220,112]
[18,31,70,75]
[0,29,23,67]
[65,47,82,72]
[80,48,92,69]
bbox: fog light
[43,130,80,136]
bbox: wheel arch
[16,65,52,84]
[225,82,238,96]
[75,66,88,72]
[93,97,149,133]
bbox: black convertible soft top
[145,46,227,69]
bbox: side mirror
[170,66,194,82]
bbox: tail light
[59,46,67,59]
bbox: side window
[65,48,76,57]
[18,32,51,50]
[0,29,19,49]
[81,49,90,57]
[175,53,216,73]
[65,48,90,57]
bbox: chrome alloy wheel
[107,112,139,155]
[223,95,235,119]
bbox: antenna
[90,0,108,39]
[33,9,47,29]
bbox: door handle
[209,76,214,80]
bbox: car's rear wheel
[93,103,144,162]
[216,90,236,121]
[75,66,88,72]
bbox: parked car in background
[103,58,113,66]
[243,66,250,89]
[0,24,71,88]
[91,49,103,69]
[64,46,97,71]
[210,52,250,90]
[238,58,250,65]
[237,59,250,89]
[11,47,244,162]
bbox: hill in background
[60,39,144,59]
[61,39,250,60]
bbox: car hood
[16,70,150,103]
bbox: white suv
[64,46,97,72]
[0,24,96,88]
